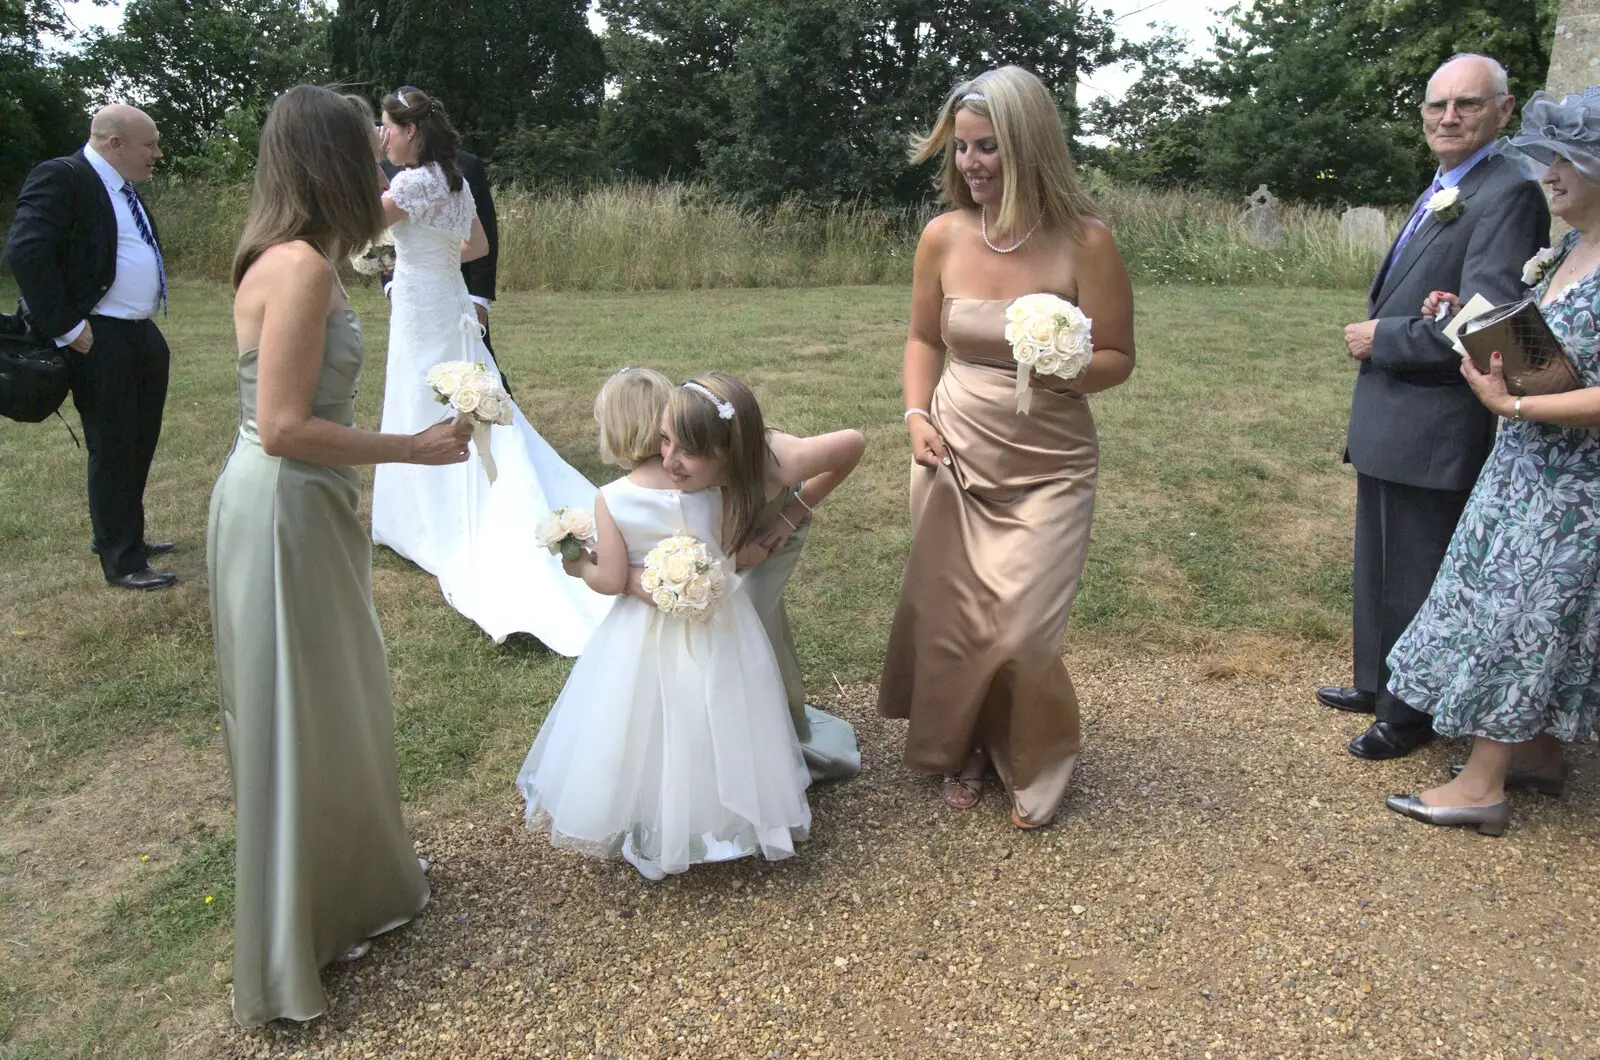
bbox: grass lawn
[0,278,1366,1055]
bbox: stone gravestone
[1240,184,1287,249]
[1339,206,1390,253]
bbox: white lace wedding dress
[371,163,612,655]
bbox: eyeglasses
[1422,94,1506,119]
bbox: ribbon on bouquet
[1014,362,1034,415]
[455,308,498,484]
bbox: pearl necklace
[980,205,1042,254]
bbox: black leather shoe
[1348,720,1435,761]
[92,540,174,556]
[108,568,178,591]
[1316,685,1376,713]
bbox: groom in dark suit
[4,104,176,590]
[1319,54,1549,758]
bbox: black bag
[0,303,72,424]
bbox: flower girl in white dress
[517,369,812,879]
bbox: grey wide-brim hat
[1498,86,1600,184]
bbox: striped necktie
[119,182,167,315]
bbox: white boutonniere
[1522,246,1559,286]
[1423,185,1465,223]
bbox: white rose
[1424,186,1460,213]
[1035,352,1067,377]
[429,369,463,398]
[560,508,596,541]
[452,380,484,414]
[1021,314,1054,346]
[536,513,566,550]
[1012,341,1041,366]
[682,576,712,606]
[662,552,696,586]
[641,567,662,592]
[651,587,678,611]
[478,393,506,423]
[496,402,515,427]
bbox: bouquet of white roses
[349,231,396,276]
[536,507,596,563]
[425,360,514,482]
[1003,293,1095,414]
[640,534,728,622]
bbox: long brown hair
[665,373,769,552]
[910,65,1101,242]
[231,85,385,288]
[380,85,463,193]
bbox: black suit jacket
[381,150,498,302]
[1345,153,1550,492]
[3,151,155,339]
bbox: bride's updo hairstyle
[232,84,386,288]
[595,367,673,468]
[665,372,768,551]
[380,84,464,193]
[910,65,1101,243]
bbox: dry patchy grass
[0,278,1374,1055]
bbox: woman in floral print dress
[1385,88,1600,836]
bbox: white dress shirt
[55,145,163,346]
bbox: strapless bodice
[941,296,1082,394]
[236,311,364,443]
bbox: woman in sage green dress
[212,85,473,1027]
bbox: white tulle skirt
[517,592,812,878]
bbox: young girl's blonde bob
[594,367,673,467]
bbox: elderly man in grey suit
[1317,53,1550,760]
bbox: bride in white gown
[370,88,611,655]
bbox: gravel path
[192,645,1600,1058]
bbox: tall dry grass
[142,180,1392,291]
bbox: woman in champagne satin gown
[877,66,1135,829]
[211,87,473,1027]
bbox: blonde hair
[594,367,673,467]
[909,65,1101,242]
[664,373,768,552]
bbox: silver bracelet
[793,489,814,513]
[779,512,799,531]
[904,407,930,425]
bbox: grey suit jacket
[1345,152,1550,491]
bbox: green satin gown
[208,309,429,1028]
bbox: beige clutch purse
[1458,298,1581,396]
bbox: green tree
[1083,26,1208,187]
[604,0,1121,206]
[1195,0,1558,206]
[1,0,90,197]
[328,0,604,163]
[597,0,747,181]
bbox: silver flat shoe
[334,939,372,963]
[418,857,430,874]
[1385,794,1511,836]
[1448,762,1567,797]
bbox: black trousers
[1352,472,1472,730]
[69,315,170,579]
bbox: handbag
[1458,297,1582,396]
[0,301,74,425]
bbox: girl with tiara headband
[517,369,839,879]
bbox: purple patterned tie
[120,182,167,315]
